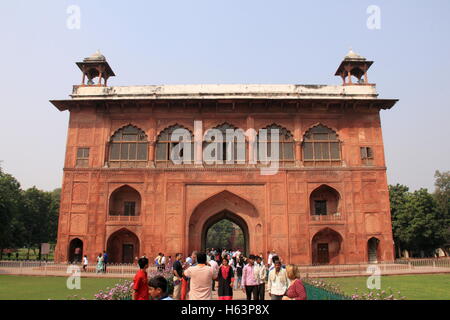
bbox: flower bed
[303,278,406,300]
[94,269,174,300]
[94,280,134,300]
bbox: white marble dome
[84,50,106,62]
[344,49,366,61]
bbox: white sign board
[41,243,50,255]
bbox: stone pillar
[194,120,203,166]
[148,118,157,167]
[148,141,155,167]
[294,115,302,166]
[246,115,255,165]
[295,141,302,165]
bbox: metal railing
[297,258,450,277]
[310,213,343,222]
[0,260,158,277]
[107,214,141,222]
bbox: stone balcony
[107,212,142,225]
[309,213,344,224]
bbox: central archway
[187,190,262,255]
[201,210,249,255]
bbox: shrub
[94,270,174,300]
[94,280,134,300]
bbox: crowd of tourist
[132,248,307,300]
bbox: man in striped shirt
[242,255,259,300]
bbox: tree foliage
[0,166,60,258]
[433,171,450,225]
[0,167,22,255]
[20,187,53,249]
[390,183,449,257]
[206,219,245,250]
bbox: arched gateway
[187,191,262,256]
[202,210,249,255]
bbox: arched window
[109,125,148,168]
[309,185,341,221]
[302,124,341,166]
[156,124,194,164]
[257,124,295,163]
[203,123,245,164]
[108,185,141,218]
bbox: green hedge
[303,280,352,300]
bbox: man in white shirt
[267,251,273,267]
[186,251,197,266]
[82,255,88,272]
[267,260,288,300]
[208,255,219,291]
[155,253,162,266]
[156,253,166,272]
[254,256,267,300]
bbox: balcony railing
[107,212,141,223]
[310,213,343,222]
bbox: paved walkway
[211,287,270,300]
[2,261,450,280]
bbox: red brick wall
[54,103,395,265]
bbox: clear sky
[0,0,449,192]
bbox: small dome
[344,48,366,61]
[84,50,106,62]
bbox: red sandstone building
[51,50,398,265]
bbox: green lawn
[327,274,450,300]
[0,275,129,300]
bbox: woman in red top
[283,264,307,300]
[217,258,234,300]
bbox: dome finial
[344,48,365,61]
[84,50,106,62]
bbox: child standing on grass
[82,255,88,272]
